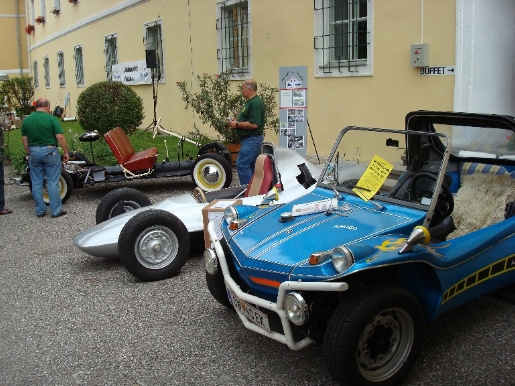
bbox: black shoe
[37,213,46,218]
[51,210,67,218]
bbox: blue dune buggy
[204,111,515,386]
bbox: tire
[323,284,425,386]
[29,168,73,204]
[206,267,232,309]
[191,154,232,192]
[95,187,152,224]
[118,209,190,281]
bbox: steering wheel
[409,172,454,218]
[193,187,207,203]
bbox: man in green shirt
[21,98,69,218]
[228,79,265,184]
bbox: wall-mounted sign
[112,60,151,85]
[419,66,455,76]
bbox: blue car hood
[226,188,426,275]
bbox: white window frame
[314,0,373,77]
[57,51,66,88]
[144,20,165,81]
[104,34,118,81]
[74,45,85,87]
[43,56,50,88]
[216,0,251,79]
[33,60,39,89]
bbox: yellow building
[24,0,515,155]
[0,0,29,78]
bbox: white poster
[112,60,152,85]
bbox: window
[57,51,66,87]
[30,0,35,24]
[33,60,39,89]
[43,56,50,88]
[74,45,84,87]
[216,0,250,78]
[144,21,165,80]
[314,0,372,77]
[40,0,46,15]
[104,34,117,81]
[54,0,60,10]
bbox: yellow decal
[352,155,394,201]
[441,254,515,305]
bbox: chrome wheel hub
[134,225,179,269]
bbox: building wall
[0,0,29,76]
[26,0,458,155]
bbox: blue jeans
[29,146,63,216]
[236,135,263,185]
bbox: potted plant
[177,72,278,162]
[69,0,79,4]
[25,24,35,35]
[50,8,61,15]
[35,16,46,24]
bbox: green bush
[1,76,35,116]
[76,81,145,136]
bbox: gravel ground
[1,165,514,385]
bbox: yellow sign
[352,155,393,201]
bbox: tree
[76,81,145,136]
[1,76,35,117]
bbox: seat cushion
[122,147,158,171]
[245,154,273,197]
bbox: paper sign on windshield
[352,155,393,201]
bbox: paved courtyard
[1,168,514,385]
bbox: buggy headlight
[284,292,309,326]
[203,248,218,275]
[224,206,238,224]
[331,246,354,273]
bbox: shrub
[76,81,145,136]
[1,76,35,117]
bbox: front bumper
[207,221,349,350]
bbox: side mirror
[399,226,430,254]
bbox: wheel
[192,187,207,203]
[409,172,454,218]
[191,154,232,192]
[118,209,190,281]
[29,168,73,204]
[95,187,152,224]
[206,267,232,309]
[324,284,425,386]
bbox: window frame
[43,55,50,88]
[314,0,373,77]
[74,44,85,87]
[57,50,66,88]
[144,20,165,81]
[33,60,39,89]
[104,34,118,81]
[216,0,251,79]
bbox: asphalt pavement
[1,166,514,385]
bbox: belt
[240,134,263,140]
[29,145,56,148]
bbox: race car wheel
[191,154,232,192]
[324,284,424,386]
[95,187,152,224]
[118,209,190,282]
[28,168,73,204]
[206,267,232,309]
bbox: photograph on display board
[292,89,306,107]
[279,122,288,136]
[287,108,304,123]
[280,122,297,136]
[287,135,304,149]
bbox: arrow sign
[419,66,456,76]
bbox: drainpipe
[15,0,23,76]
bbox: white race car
[74,142,321,281]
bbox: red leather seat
[244,154,274,197]
[104,127,158,172]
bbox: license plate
[227,288,270,332]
